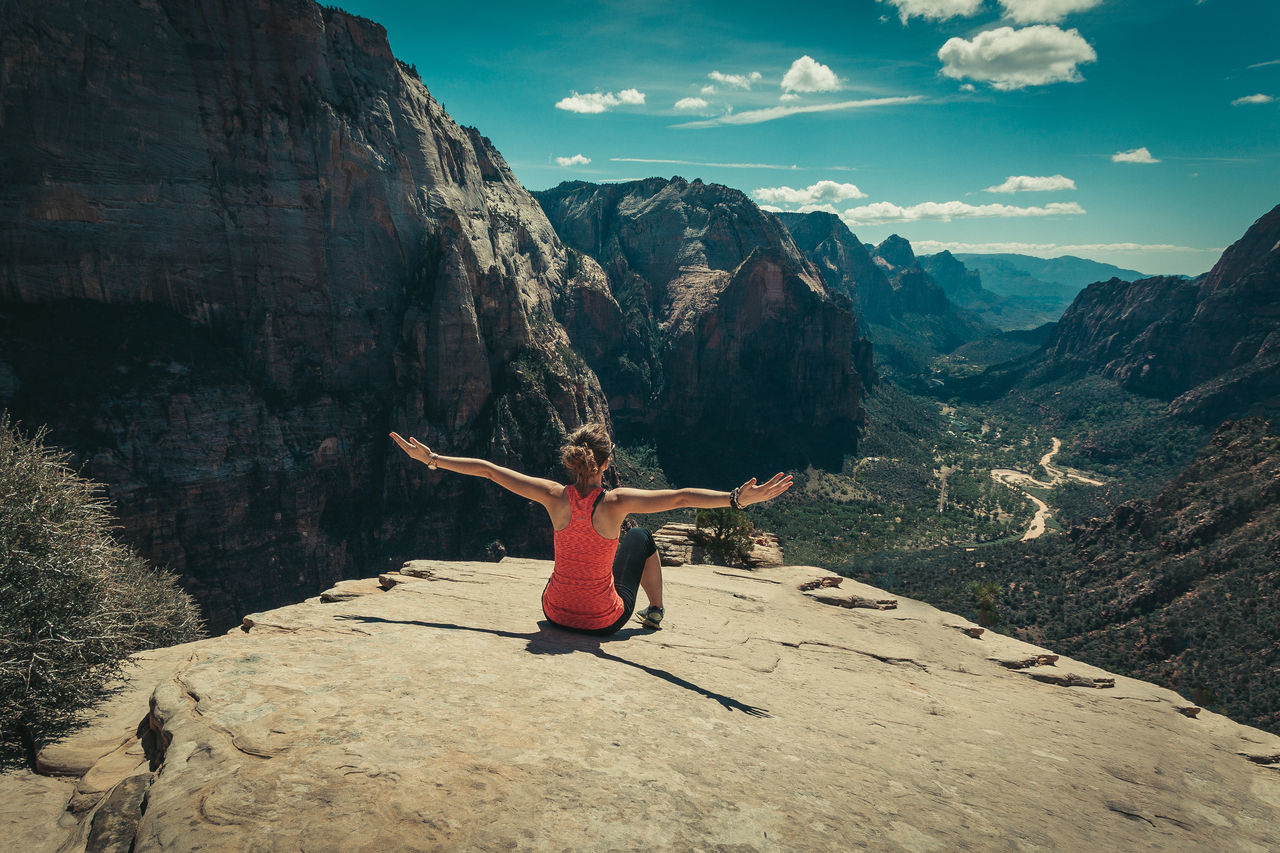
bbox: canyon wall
[0,0,610,629]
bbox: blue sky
[335,0,1278,275]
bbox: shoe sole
[634,613,663,630]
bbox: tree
[970,580,1002,627]
[694,507,755,565]
[0,416,204,767]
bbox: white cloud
[555,154,591,167]
[555,89,646,113]
[700,84,718,95]
[556,92,617,114]
[1232,93,1274,105]
[781,56,841,92]
[796,203,842,214]
[674,95,923,128]
[984,174,1076,192]
[708,71,762,89]
[753,181,868,205]
[878,0,983,24]
[913,240,1212,256]
[840,199,1085,225]
[938,25,1096,90]
[1112,146,1159,164]
[1249,59,1280,69]
[674,97,710,111]
[998,0,1102,24]
[780,93,801,102]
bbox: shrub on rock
[0,416,204,766]
[693,507,755,564]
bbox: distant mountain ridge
[775,213,991,378]
[911,253,1148,331]
[949,203,1280,425]
[954,254,1149,295]
[1047,203,1280,422]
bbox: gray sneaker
[634,605,664,629]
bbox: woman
[389,424,792,635]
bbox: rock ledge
[7,559,1280,852]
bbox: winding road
[991,438,1104,541]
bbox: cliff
[534,179,869,476]
[0,0,611,629]
[1046,204,1280,421]
[6,558,1280,851]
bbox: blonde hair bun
[560,423,612,481]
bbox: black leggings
[549,526,657,636]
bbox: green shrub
[694,507,755,564]
[0,416,204,766]
[969,580,1002,627]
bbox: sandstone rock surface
[6,559,1280,851]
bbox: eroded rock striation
[6,559,1280,851]
[535,179,869,475]
[0,0,610,629]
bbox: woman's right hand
[737,472,794,507]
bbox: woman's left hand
[738,472,794,507]
[390,432,436,467]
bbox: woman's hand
[389,432,437,468]
[737,472,793,507]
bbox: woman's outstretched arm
[389,432,564,508]
[609,472,793,516]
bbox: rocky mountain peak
[875,233,918,270]
[534,179,867,475]
[1201,203,1280,296]
[777,215,992,366]
[919,250,983,300]
[775,211,893,325]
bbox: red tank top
[542,485,623,630]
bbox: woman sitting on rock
[389,424,791,634]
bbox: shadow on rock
[337,615,771,717]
